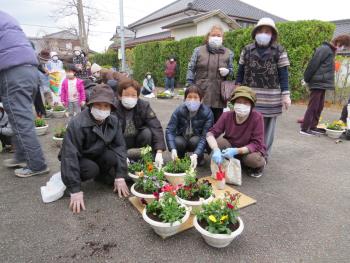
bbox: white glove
[301,79,307,86]
[171,149,178,161]
[219,67,229,77]
[190,154,198,169]
[282,94,291,111]
[155,152,164,168]
[126,158,130,165]
[69,191,86,214]
[114,178,130,198]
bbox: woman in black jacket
[59,84,129,214]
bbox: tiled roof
[128,0,286,28]
[111,31,173,49]
[332,19,350,37]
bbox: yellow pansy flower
[208,215,217,223]
[220,215,228,222]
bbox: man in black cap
[59,84,129,214]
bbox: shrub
[90,51,118,69]
[34,118,46,127]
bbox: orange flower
[147,163,153,172]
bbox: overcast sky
[2,0,350,52]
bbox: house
[109,26,135,50]
[121,0,285,48]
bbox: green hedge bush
[90,51,118,69]
[133,20,335,100]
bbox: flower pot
[142,205,190,238]
[177,195,215,214]
[130,183,157,203]
[52,136,64,147]
[163,171,186,186]
[128,172,140,182]
[325,128,344,139]
[193,216,244,248]
[52,110,66,118]
[35,125,49,136]
[46,109,53,117]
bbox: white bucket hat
[50,51,58,58]
[91,63,102,74]
[252,17,278,39]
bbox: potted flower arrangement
[193,193,244,248]
[325,120,346,139]
[34,118,49,136]
[52,127,67,147]
[128,146,153,182]
[45,104,53,117]
[52,105,66,118]
[130,167,166,204]
[176,169,214,214]
[163,156,191,186]
[142,192,190,238]
[157,91,173,99]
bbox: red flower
[226,202,234,209]
[153,192,160,200]
[216,165,225,181]
[140,198,147,205]
[184,186,192,191]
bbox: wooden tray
[129,176,256,238]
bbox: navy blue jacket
[166,104,214,155]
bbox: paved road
[0,97,349,263]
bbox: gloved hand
[190,154,198,169]
[155,152,164,168]
[212,149,223,164]
[171,149,178,161]
[114,178,130,198]
[126,158,130,165]
[222,148,239,159]
[69,191,86,214]
[219,67,230,77]
[282,94,291,111]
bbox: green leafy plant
[34,118,46,127]
[134,169,166,194]
[89,50,119,68]
[196,192,240,235]
[53,105,66,112]
[326,120,346,131]
[54,127,67,138]
[163,156,191,174]
[128,145,153,174]
[45,104,52,110]
[146,192,186,224]
[177,169,213,201]
[157,92,173,99]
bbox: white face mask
[52,56,58,61]
[255,33,272,46]
[91,107,110,121]
[74,51,81,56]
[208,36,223,48]
[170,58,174,62]
[234,103,251,118]
[121,97,137,109]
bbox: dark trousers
[0,65,47,171]
[211,107,223,123]
[80,150,118,185]
[340,97,350,123]
[302,89,326,131]
[0,134,12,147]
[34,87,46,117]
[165,77,175,92]
[175,135,203,159]
[125,127,152,149]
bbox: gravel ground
[0,97,349,263]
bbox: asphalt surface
[0,96,349,263]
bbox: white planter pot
[325,128,344,139]
[193,216,244,248]
[128,172,140,182]
[52,110,66,118]
[46,109,53,117]
[177,195,214,214]
[52,136,64,147]
[35,125,49,136]
[164,171,186,186]
[142,205,190,238]
[131,183,157,203]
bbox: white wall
[197,16,231,36]
[172,26,197,41]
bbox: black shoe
[299,130,314,136]
[310,128,326,135]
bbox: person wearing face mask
[166,86,213,168]
[207,86,267,178]
[186,25,234,123]
[90,63,102,82]
[60,65,86,120]
[236,17,290,157]
[113,79,166,167]
[164,56,178,95]
[46,51,63,73]
[72,46,89,79]
[142,72,156,98]
[301,34,350,136]
[59,84,129,214]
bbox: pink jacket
[60,78,86,107]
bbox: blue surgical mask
[185,100,200,112]
[255,33,272,46]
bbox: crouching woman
[206,86,267,178]
[59,84,129,214]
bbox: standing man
[164,56,177,95]
[0,11,49,177]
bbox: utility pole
[77,0,88,51]
[119,0,126,72]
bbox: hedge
[89,50,119,69]
[132,20,335,100]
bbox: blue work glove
[222,148,239,159]
[212,149,223,164]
